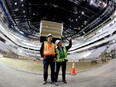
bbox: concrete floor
[0,59,116,87]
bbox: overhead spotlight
[33,13,36,16]
[84,21,87,25]
[21,0,23,2]
[15,3,17,5]
[22,4,24,7]
[75,18,78,21]
[75,11,78,14]
[53,4,58,8]
[15,8,19,11]
[90,0,94,5]
[23,10,25,13]
[81,11,84,15]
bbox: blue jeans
[43,58,55,82]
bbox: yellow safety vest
[43,41,55,57]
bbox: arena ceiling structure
[3,0,114,39]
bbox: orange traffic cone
[71,62,76,75]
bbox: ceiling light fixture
[21,0,23,2]
[15,3,17,5]
[22,4,24,6]
[81,11,84,15]
[23,10,25,13]
[15,8,18,11]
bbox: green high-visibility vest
[56,47,67,62]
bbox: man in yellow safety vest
[40,34,56,85]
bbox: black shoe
[63,81,67,84]
[55,82,59,86]
[43,81,47,85]
[51,81,54,84]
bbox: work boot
[55,82,59,86]
[63,81,67,84]
[51,81,54,84]
[43,81,47,85]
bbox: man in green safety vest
[55,38,72,85]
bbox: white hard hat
[46,33,52,37]
[55,40,61,45]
